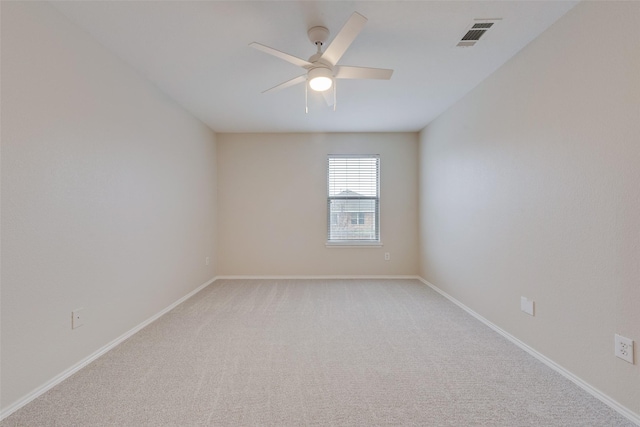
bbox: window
[350,212,365,225]
[327,155,380,243]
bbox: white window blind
[327,155,380,242]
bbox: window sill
[326,241,383,248]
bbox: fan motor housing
[307,26,329,46]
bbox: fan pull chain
[333,80,337,111]
[305,81,308,114]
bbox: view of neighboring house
[328,190,378,241]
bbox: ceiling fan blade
[335,66,393,80]
[249,42,313,69]
[262,74,307,94]
[320,12,367,66]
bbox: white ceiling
[51,1,577,133]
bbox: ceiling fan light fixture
[308,67,333,92]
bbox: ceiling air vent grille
[461,29,487,41]
[456,19,501,48]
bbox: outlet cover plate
[520,296,534,316]
[615,334,634,364]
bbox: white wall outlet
[72,308,84,329]
[205,257,211,265]
[384,252,390,261]
[520,296,534,316]
[615,334,634,364]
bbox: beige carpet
[1,279,635,426]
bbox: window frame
[326,154,381,247]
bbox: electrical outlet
[520,296,534,316]
[615,334,634,364]
[205,257,211,265]
[72,309,84,329]
[384,252,390,261]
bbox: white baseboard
[416,277,640,426]
[215,275,418,280]
[0,276,218,421]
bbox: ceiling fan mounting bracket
[307,26,329,46]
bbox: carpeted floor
[1,279,635,426]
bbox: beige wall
[419,0,639,416]
[1,2,217,411]
[217,133,418,276]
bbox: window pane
[328,157,379,197]
[328,199,378,240]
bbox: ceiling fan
[249,12,393,111]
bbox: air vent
[456,19,501,48]
[461,29,487,41]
